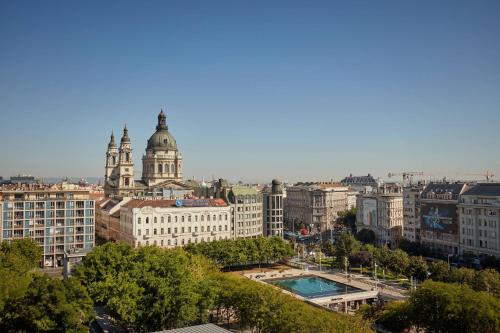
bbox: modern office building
[263,179,284,237]
[285,182,349,233]
[419,182,468,255]
[356,188,403,248]
[458,183,500,258]
[0,185,95,267]
[119,198,231,247]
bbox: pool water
[270,276,362,299]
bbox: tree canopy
[0,239,93,332]
[373,281,500,333]
[184,236,294,268]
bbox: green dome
[146,109,178,151]
[147,130,177,151]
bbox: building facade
[263,179,284,237]
[227,186,263,238]
[104,109,191,198]
[402,184,425,243]
[285,183,349,232]
[458,183,500,258]
[0,186,95,267]
[419,182,468,255]
[119,199,231,248]
[95,197,131,242]
[356,191,403,248]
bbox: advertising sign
[363,198,377,226]
[421,203,458,235]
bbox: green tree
[405,256,428,281]
[387,249,410,277]
[334,233,361,266]
[356,229,376,244]
[0,274,93,333]
[408,280,499,333]
[473,268,500,297]
[337,207,357,232]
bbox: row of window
[137,214,228,224]
[138,235,228,247]
[137,224,229,236]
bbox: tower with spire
[105,131,118,183]
[116,125,135,191]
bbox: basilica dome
[146,109,178,151]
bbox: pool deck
[245,268,407,312]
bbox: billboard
[421,203,458,235]
[362,198,377,226]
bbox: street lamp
[344,256,349,281]
[374,262,378,290]
[447,253,453,268]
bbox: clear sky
[1,1,499,183]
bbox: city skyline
[1,1,499,182]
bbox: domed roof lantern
[156,108,168,130]
[146,109,178,151]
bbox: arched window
[158,164,163,173]
[138,217,141,224]
[112,156,116,165]
[201,215,204,222]
[154,217,157,223]
[213,215,217,221]
[175,216,178,223]
[126,152,130,162]
[165,164,170,173]
[168,216,171,223]
[181,216,185,222]
[171,164,175,173]
[161,217,164,223]
[146,217,149,224]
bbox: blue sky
[1,1,499,183]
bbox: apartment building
[227,186,263,238]
[119,198,231,248]
[402,184,425,242]
[356,185,403,248]
[285,182,349,232]
[0,185,95,267]
[458,183,500,258]
[419,182,468,255]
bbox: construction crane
[387,171,424,185]
[465,170,495,181]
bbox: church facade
[104,109,192,198]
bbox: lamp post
[374,262,378,290]
[344,256,348,281]
[447,253,453,268]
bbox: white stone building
[119,198,231,248]
[458,183,500,258]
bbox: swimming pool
[269,276,362,299]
